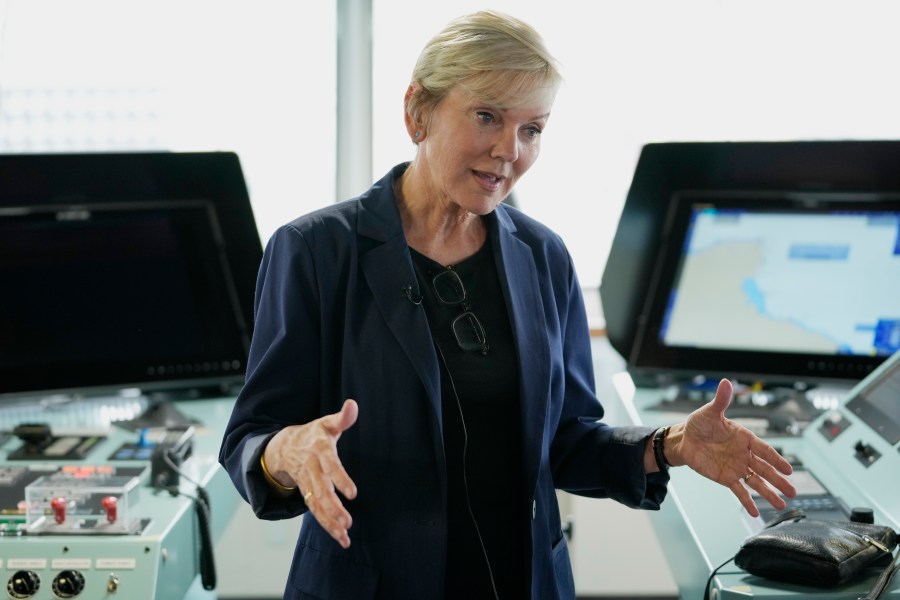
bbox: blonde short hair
[408,10,562,129]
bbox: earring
[414,131,421,139]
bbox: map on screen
[660,208,900,356]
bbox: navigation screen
[659,208,900,357]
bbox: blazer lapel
[491,207,551,498]
[356,169,442,421]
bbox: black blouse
[411,236,530,599]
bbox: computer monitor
[601,141,900,368]
[629,190,900,385]
[0,152,262,401]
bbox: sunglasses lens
[433,270,465,304]
[452,312,487,351]
[432,269,488,354]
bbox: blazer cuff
[607,426,670,509]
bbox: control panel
[0,399,237,600]
[612,349,900,599]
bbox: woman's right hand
[263,399,359,548]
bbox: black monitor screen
[0,200,250,396]
[631,191,900,384]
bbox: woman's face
[415,85,553,216]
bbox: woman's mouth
[473,170,504,191]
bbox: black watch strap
[652,426,671,472]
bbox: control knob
[52,570,86,598]
[850,507,875,524]
[7,570,40,598]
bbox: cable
[193,490,216,590]
[162,450,202,489]
[157,450,217,590]
[703,554,735,600]
[860,550,899,600]
[435,342,500,600]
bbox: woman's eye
[476,111,495,124]
[524,126,542,139]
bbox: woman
[219,10,795,599]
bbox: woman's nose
[490,127,519,163]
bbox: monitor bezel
[629,190,900,385]
[0,152,262,400]
[0,199,249,397]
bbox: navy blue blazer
[219,164,669,600]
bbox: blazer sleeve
[219,224,324,520]
[548,248,669,509]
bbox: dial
[52,570,85,598]
[7,570,40,598]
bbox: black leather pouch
[735,511,898,588]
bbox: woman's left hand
[667,379,797,517]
